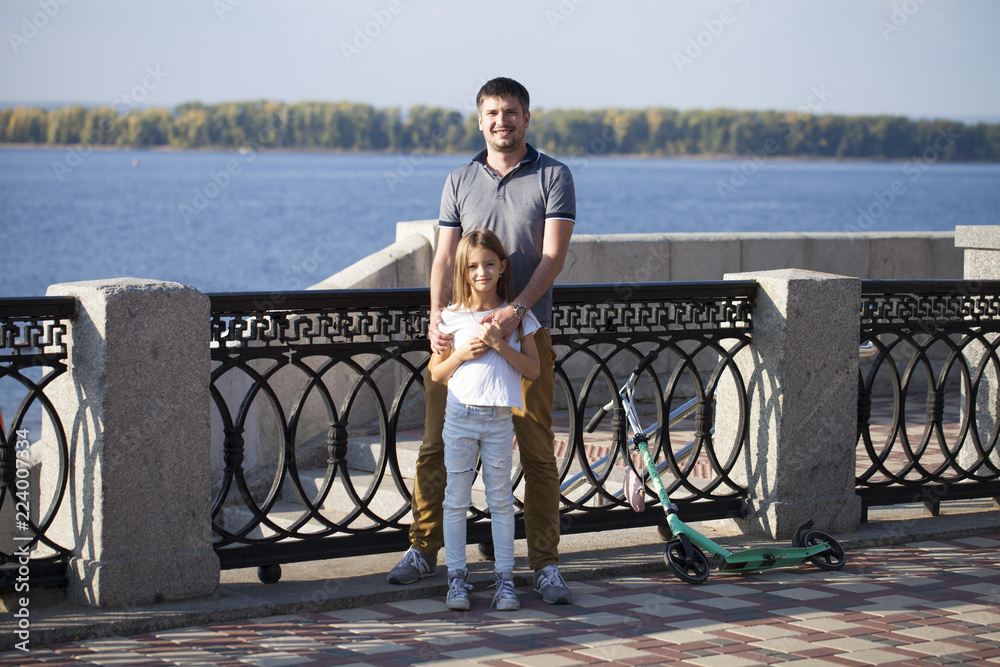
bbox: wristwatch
[511,302,527,320]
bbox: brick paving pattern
[5,534,999,666]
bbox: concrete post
[722,269,862,538]
[44,278,219,607]
[956,225,1000,281]
[954,226,1000,477]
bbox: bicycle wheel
[664,538,710,584]
[802,530,847,571]
[257,564,282,584]
[477,541,495,561]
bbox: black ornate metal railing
[857,280,1000,520]
[9,278,999,589]
[0,297,76,591]
[208,282,756,574]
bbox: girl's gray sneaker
[491,571,520,611]
[446,568,472,610]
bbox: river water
[2,147,998,298]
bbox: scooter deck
[717,544,831,573]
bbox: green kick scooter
[587,351,847,584]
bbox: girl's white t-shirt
[438,303,541,409]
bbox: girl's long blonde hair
[451,229,515,310]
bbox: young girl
[430,229,541,612]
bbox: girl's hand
[478,323,505,350]
[429,335,488,384]
[456,335,489,362]
[482,308,519,341]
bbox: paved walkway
[4,522,999,666]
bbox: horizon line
[1,99,998,126]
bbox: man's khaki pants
[408,328,561,571]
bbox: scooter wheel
[664,539,710,584]
[656,523,673,541]
[802,530,847,571]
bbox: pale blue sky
[2,0,998,121]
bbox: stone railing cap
[955,225,1000,251]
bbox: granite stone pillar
[954,226,1000,477]
[44,278,219,607]
[956,225,1000,281]
[721,269,862,538]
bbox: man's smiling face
[478,95,529,154]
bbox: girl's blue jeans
[442,401,516,573]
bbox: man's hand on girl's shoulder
[428,313,452,354]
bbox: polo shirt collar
[472,143,541,170]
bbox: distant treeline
[2,100,998,161]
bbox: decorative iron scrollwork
[857,281,1000,502]
[861,280,1000,331]
[0,297,75,581]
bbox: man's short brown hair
[476,77,530,114]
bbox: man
[387,77,576,604]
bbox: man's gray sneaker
[387,548,436,585]
[532,564,572,604]
[446,568,472,611]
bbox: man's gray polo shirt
[439,144,576,327]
